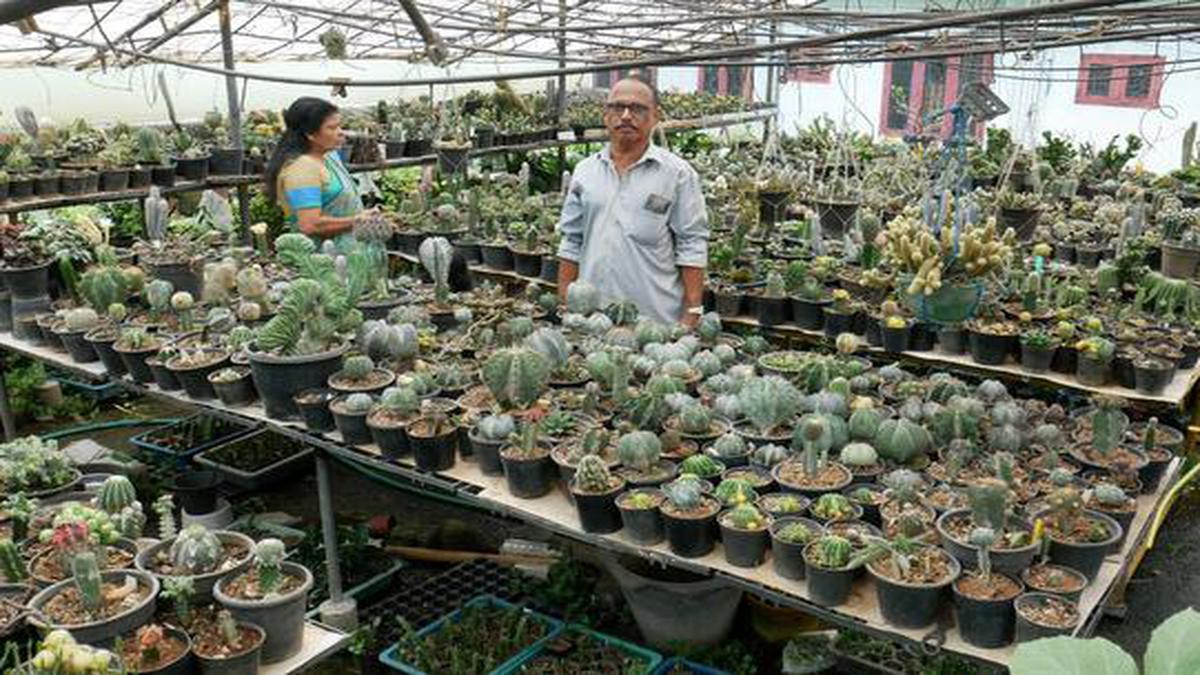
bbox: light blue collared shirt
[556,143,709,324]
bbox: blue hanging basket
[898,275,984,325]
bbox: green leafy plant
[1010,607,1200,675]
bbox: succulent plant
[737,376,802,435]
[967,478,1009,533]
[162,575,196,624]
[419,236,454,306]
[708,432,747,458]
[340,355,375,382]
[1090,396,1128,457]
[847,407,884,441]
[616,431,662,472]
[378,386,418,415]
[663,476,704,511]
[71,550,103,614]
[969,526,998,581]
[483,348,550,411]
[573,455,616,493]
[811,534,852,568]
[752,443,789,467]
[873,418,930,463]
[254,538,287,594]
[776,521,817,544]
[476,414,516,441]
[838,442,878,467]
[341,393,375,414]
[154,494,176,540]
[96,475,137,514]
[1092,483,1128,507]
[714,478,758,507]
[0,538,26,581]
[64,307,100,333]
[566,427,610,464]
[811,493,854,521]
[725,503,766,530]
[566,280,600,315]
[170,524,223,575]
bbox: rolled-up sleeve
[557,177,585,262]
[669,166,709,268]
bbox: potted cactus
[735,375,802,445]
[190,608,265,675]
[402,397,458,471]
[570,454,626,534]
[769,516,824,580]
[660,475,721,558]
[500,421,553,498]
[1013,592,1080,644]
[879,313,910,353]
[773,417,853,497]
[482,347,551,413]
[1038,485,1123,580]
[552,427,618,486]
[1083,482,1136,548]
[665,402,729,445]
[366,386,420,461]
[616,488,666,545]
[293,388,336,433]
[803,534,858,607]
[114,327,163,385]
[718,503,771,568]
[116,623,193,675]
[135,523,254,603]
[468,414,515,476]
[678,453,725,481]
[208,367,256,407]
[28,554,159,645]
[214,538,313,664]
[935,479,1037,576]
[1019,562,1087,603]
[838,441,883,482]
[616,430,677,488]
[704,432,750,468]
[755,270,789,328]
[856,536,961,629]
[327,354,396,396]
[329,393,377,445]
[54,307,101,363]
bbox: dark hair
[263,97,339,205]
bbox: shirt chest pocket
[621,194,672,247]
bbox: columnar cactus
[170,525,223,575]
[71,551,103,614]
[419,236,454,306]
[162,575,196,624]
[969,526,997,582]
[1090,397,1128,457]
[218,609,240,645]
[1143,417,1159,452]
[616,431,662,472]
[254,538,286,595]
[96,475,137,514]
[482,348,551,411]
[797,416,829,477]
[967,478,1009,532]
[0,539,26,581]
[566,428,610,464]
[574,455,614,493]
[154,494,176,541]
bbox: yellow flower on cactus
[832,288,851,303]
[1032,518,1045,543]
[1018,311,1033,323]
[885,315,907,329]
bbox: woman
[264,97,367,242]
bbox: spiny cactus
[737,376,802,435]
[1143,417,1159,452]
[96,475,137,514]
[378,386,418,415]
[967,478,1009,533]
[566,428,610,464]
[64,307,100,333]
[714,478,758,507]
[566,280,601,315]
[813,535,852,568]
[839,442,877,467]
[969,526,997,582]
[677,454,720,477]
[1090,396,1128,457]
[725,503,766,530]
[419,236,454,306]
[117,326,154,350]
[171,291,195,331]
[340,355,375,382]
[753,443,789,467]
[483,348,551,411]
[811,493,854,521]
[616,431,661,472]
[145,278,174,320]
[71,551,103,614]
[678,404,713,435]
[0,539,26,581]
[764,271,786,297]
[476,414,516,441]
[341,393,375,414]
[254,538,286,595]
[154,494,176,540]
[170,524,223,575]
[797,415,829,477]
[1093,483,1128,507]
[526,328,570,373]
[709,432,747,458]
[574,455,615,493]
[663,477,704,511]
[1046,486,1084,533]
[162,575,196,624]
[218,609,240,645]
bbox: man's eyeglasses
[604,102,651,118]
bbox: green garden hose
[38,417,182,441]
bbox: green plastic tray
[500,624,663,674]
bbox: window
[593,66,657,90]
[879,54,994,138]
[1075,54,1164,109]
[786,48,833,83]
[695,63,753,99]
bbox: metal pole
[315,452,346,602]
[0,352,15,441]
[556,0,567,184]
[218,0,251,238]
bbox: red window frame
[696,64,754,99]
[1074,54,1165,109]
[879,54,994,139]
[786,48,833,83]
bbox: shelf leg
[315,450,358,630]
[0,351,15,441]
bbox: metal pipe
[314,452,346,603]
[395,0,447,65]
[218,0,251,236]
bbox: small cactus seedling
[776,521,817,544]
[1092,483,1129,508]
[663,476,705,512]
[64,307,100,333]
[797,416,828,478]
[71,551,103,615]
[0,539,26,581]
[217,609,242,647]
[1143,417,1159,453]
[254,538,286,595]
[811,493,854,521]
[170,525,223,575]
[378,386,419,416]
[573,455,616,494]
[1045,486,1084,536]
[679,453,723,478]
[162,575,196,625]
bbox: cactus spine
[574,455,614,493]
[170,525,223,575]
[96,475,137,513]
[254,538,286,595]
[154,494,176,540]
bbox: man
[555,76,709,328]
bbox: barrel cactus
[738,376,802,435]
[526,328,571,372]
[680,453,723,477]
[476,414,515,441]
[96,475,137,514]
[752,443,789,467]
[566,280,601,315]
[340,355,375,382]
[169,524,223,575]
[813,534,852,568]
[690,350,722,377]
[64,307,100,333]
[697,312,722,342]
[362,322,418,363]
[341,393,375,414]
[1093,483,1128,507]
[663,476,704,511]
[482,348,550,411]
[1090,397,1128,456]
[678,404,713,435]
[839,442,878,467]
[709,432,747,458]
[616,431,662,472]
[714,478,758,507]
[574,455,615,493]
[848,407,884,441]
[378,386,418,414]
[725,503,766,530]
[873,418,930,463]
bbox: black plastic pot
[907,322,934,351]
[394,231,426,256]
[1112,353,1136,390]
[1075,245,1104,268]
[719,520,769,568]
[868,550,960,628]
[150,164,177,187]
[1020,565,1087,604]
[573,483,625,534]
[248,345,346,420]
[880,325,910,353]
[822,310,856,338]
[863,316,882,347]
[662,500,719,558]
[1047,510,1122,579]
[791,298,829,330]
[539,256,558,285]
[804,554,855,607]
[714,290,744,317]
[512,250,543,277]
[8,177,33,200]
[34,173,60,195]
[1075,355,1112,387]
[1014,593,1079,644]
[211,373,257,407]
[453,241,482,265]
[1135,360,1174,395]
[294,389,336,433]
[1052,345,1078,374]
[618,493,665,545]
[331,401,373,445]
[174,156,210,181]
[85,333,127,377]
[409,426,457,471]
[1020,343,1056,373]
[758,190,790,226]
[769,517,823,580]
[1140,452,1173,494]
[147,358,182,391]
[60,173,86,195]
[172,470,220,515]
[467,430,505,476]
[127,166,153,189]
[13,314,41,343]
[99,168,130,191]
[384,140,405,159]
[969,331,1013,366]
[168,352,229,401]
[0,261,52,300]
[479,243,514,270]
[404,138,432,157]
[0,292,12,332]
[58,330,99,363]
[1054,242,1076,264]
[501,452,554,498]
[953,575,1022,648]
[368,421,410,461]
[209,148,244,175]
[935,510,1037,575]
[146,260,202,298]
[756,295,789,328]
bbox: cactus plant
[811,534,852,568]
[709,432,746,458]
[254,538,286,595]
[737,376,802,435]
[679,453,723,478]
[839,442,878,467]
[811,493,855,521]
[154,494,176,541]
[483,348,550,411]
[753,443,789,467]
[1143,417,1159,452]
[616,431,662,472]
[1093,483,1128,508]
[968,478,1009,534]
[1090,396,1128,457]
[663,476,704,511]
[566,428,610,464]
[969,526,998,582]
[873,418,930,463]
[0,539,26,581]
[71,551,103,614]
[96,475,138,514]
[848,407,884,441]
[476,414,516,441]
[162,575,196,624]
[725,503,766,530]
[714,478,758,507]
[573,455,616,493]
[170,524,223,575]
[339,355,375,382]
[341,393,375,414]
[378,386,419,415]
[64,307,100,333]
[419,236,454,306]
[526,328,571,373]
[566,280,600,315]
